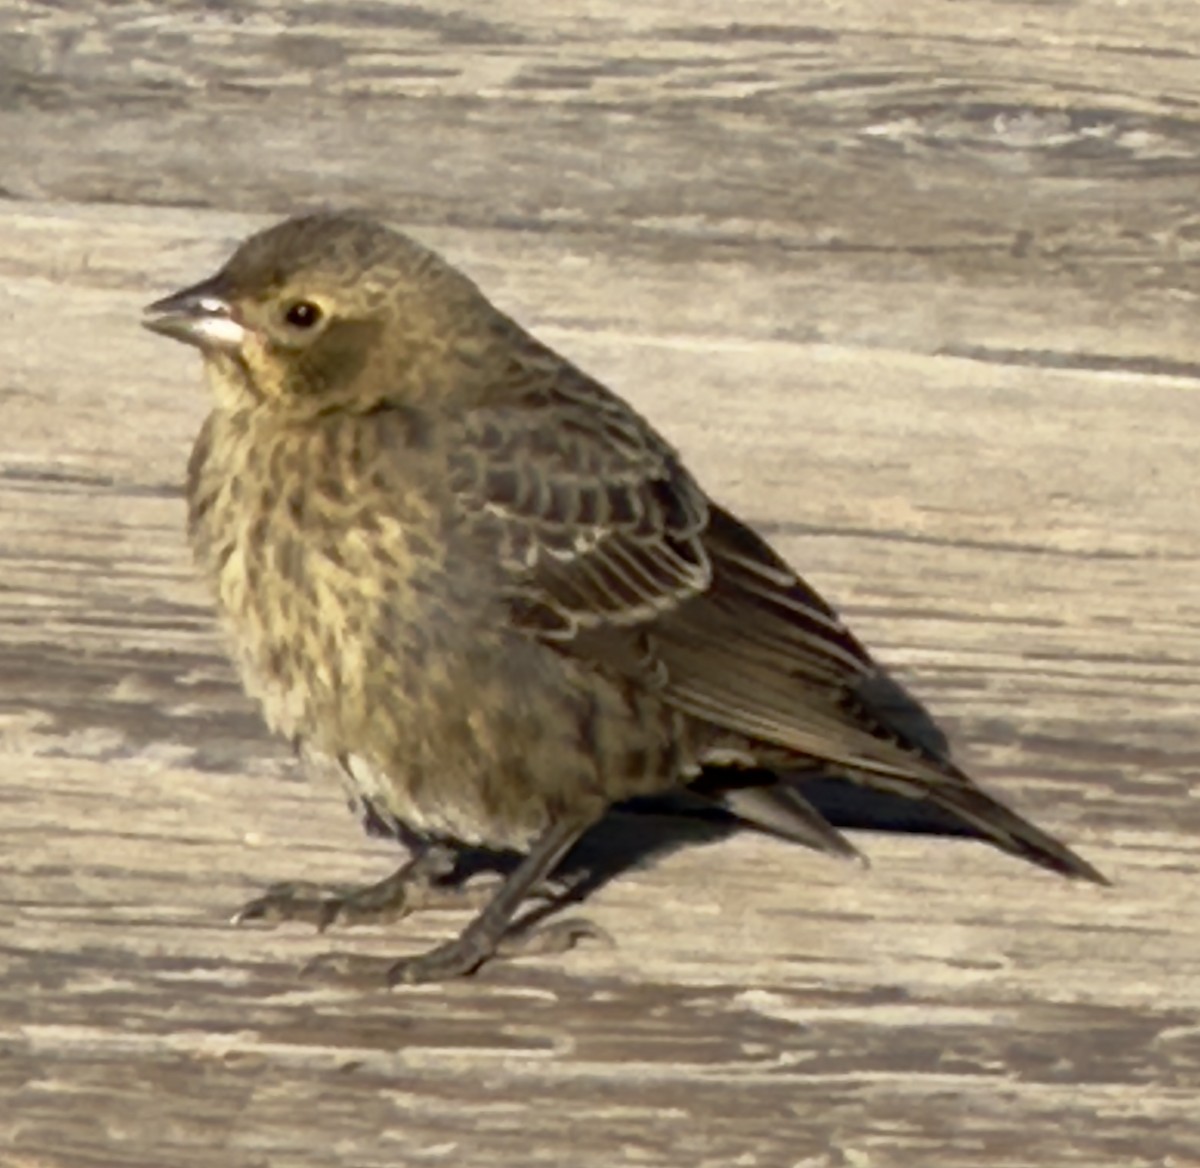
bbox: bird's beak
[142,277,247,352]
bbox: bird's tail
[868,767,1110,885]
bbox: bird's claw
[386,915,612,985]
[497,916,614,959]
[232,880,360,931]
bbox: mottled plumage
[144,213,1105,982]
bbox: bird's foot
[388,916,612,984]
[232,862,481,933]
[496,916,613,960]
[232,865,570,934]
[300,917,611,986]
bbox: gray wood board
[1,3,1198,1166]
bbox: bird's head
[143,213,497,412]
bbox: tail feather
[919,777,1109,885]
[716,780,863,862]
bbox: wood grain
[1,3,1198,1166]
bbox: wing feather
[443,360,1104,882]
[440,345,1103,883]
[449,374,964,782]
[451,370,710,636]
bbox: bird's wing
[449,367,927,778]
[655,503,1107,882]
[448,372,713,640]
[449,367,1104,884]
[653,501,944,777]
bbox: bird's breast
[187,410,476,747]
[184,408,695,852]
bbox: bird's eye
[283,300,322,329]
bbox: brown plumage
[143,213,1105,983]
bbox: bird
[142,212,1106,984]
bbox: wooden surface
[2,3,1199,1165]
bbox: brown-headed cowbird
[143,213,1106,984]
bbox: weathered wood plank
[2,3,1199,1166]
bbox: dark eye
[284,300,322,329]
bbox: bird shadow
[445,769,982,928]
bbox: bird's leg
[233,842,487,932]
[382,815,606,984]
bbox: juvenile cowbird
[144,213,1106,983]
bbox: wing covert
[449,376,712,639]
